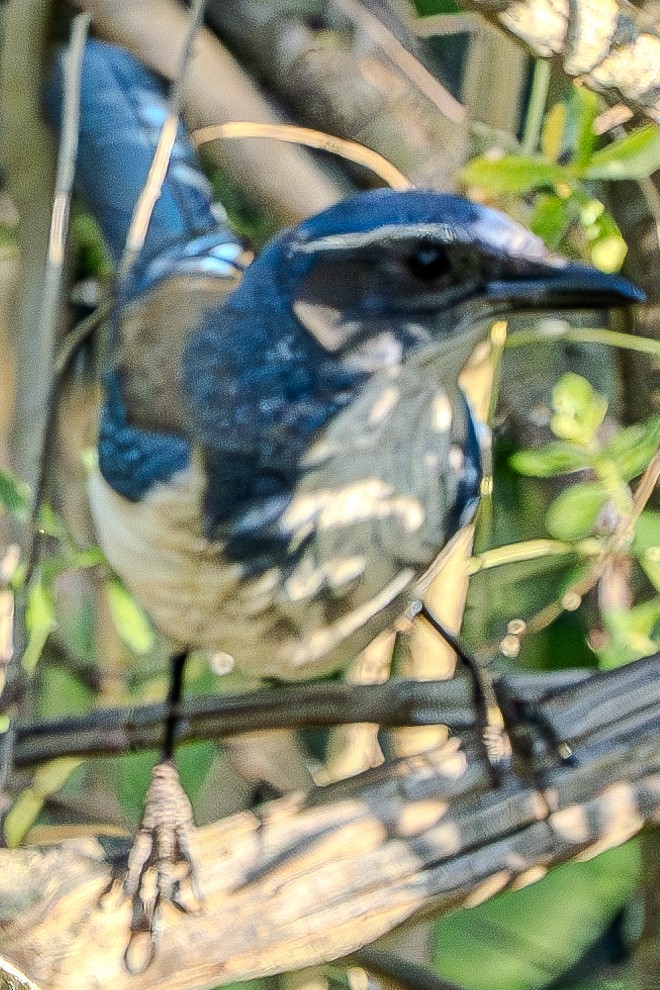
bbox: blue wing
[46,39,245,500]
[45,38,219,264]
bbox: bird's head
[185,189,642,534]
[257,188,643,374]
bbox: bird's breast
[89,360,482,681]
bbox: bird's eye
[407,244,452,282]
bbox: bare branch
[27,11,90,581]
[2,654,660,989]
[11,669,598,769]
[203,0,469,191]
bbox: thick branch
[12,670,593,768]
[459,0,660,122]
[203,0,468,190]
[1,655,660,989]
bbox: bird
[45,37,643,962]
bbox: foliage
[0,468,29,521]
[462,85,660,272]
[509,372,660,667]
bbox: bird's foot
[122,758,201,972]
[414,603,513,784]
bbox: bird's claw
[121,759,201,973]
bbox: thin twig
[498,448,660,651]
[52,300,113,378]
[612,446,660,549]
[333,0,466,123]
[118,0,207,281]
[520,58,551,156]
[25,12,91,583]
[10,670,597,769]
[192,122,412,189]
[351,947,468,990]
[506,326,660,357]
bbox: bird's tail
[44,37,225,267]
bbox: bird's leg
[416,604,512,784]
[123,650,201,972]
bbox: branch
[1,654,660,989]
[458,0,660,123]
[12,670,593,768]
[203,0,468,191]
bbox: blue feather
[46,39,244,500]
[45,38,219,263]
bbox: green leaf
[541,102,566,162]
[633,510,660,553]
[602,416,660,480]
[434,843,639,990]
[460,155,564,195]
[39,553,77,587]
[550,373,608,445]
[510,442,590,477]
[69,546,106,570]
[545,481,607,541]
[25,580,56,635]
[606,599,660,638]
[36,502,67,539]
[22,580,57,674]
[584,124,660,180]
[3,757,82,847]
[71,209,112,279]
[572,84,599,166]
[599,600,660,667]
[0,469,30,519]
[106,579,154,655]
[530,194,571,247]
[640,548,660,593]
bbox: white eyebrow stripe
[295,222,457,254]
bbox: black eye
[407,243,452,282]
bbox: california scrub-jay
[46,38,642,957]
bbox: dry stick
[52,302,113,380]
[458,0,660,124]
[0,11,91,817]
[84,0,342,224]
[3,679,660,989]
[118,0,207,281]
[1,0,58,494]
[192,122,412,190]
[25,11,91,582]
[203,0,466,192]
[333,0,466,123]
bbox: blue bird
[46,38,643,959]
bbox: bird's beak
[484,262,644,311]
